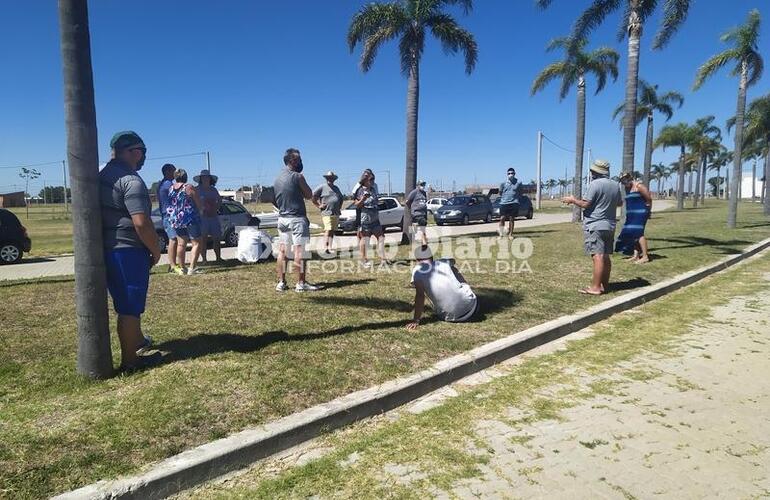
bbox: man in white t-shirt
[406,245,478,329]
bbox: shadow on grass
[652,236,752,254]
[467,287,523,322]
[605,277,651,293]
[308,295,412,311]
[19,257,56,264]
[467,229,558,239]
[318,278,376,289]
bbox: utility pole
[536,130,542,210]
[206,151,211,172]
[59,0,113,378]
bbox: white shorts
[278,216,310,247]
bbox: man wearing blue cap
[99,131,162,371]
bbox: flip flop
[579,288,602,295]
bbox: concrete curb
[55,236,770,500]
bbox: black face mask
[295,160,304,173]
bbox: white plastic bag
[236,227,273,263]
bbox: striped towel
[615,191,650,255]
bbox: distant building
[0,191,25,208]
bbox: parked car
[426,197,448,214]
[491,195,534,220]
[152,199,253,253]
[434,194,493,225]
[0,208,31,264]
[251,208,279,229]
[337,196,405,233]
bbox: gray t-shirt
[274,167,307,217]
[356,186,380,226]
[499,178,522,205]
[583,177,624,231]
[313,183,344,216]
[411,259,478,322]
[99,159,151,250]
[406,188,428,216]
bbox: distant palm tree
[662,165,674,196]
[651,162,666,196]
[531,36,619,222]
[546,178,558,198]
[537,0,692,175]
[348,0,478,240]
[728,93,770,214]
[656,123,696,210]
[694,9,763,227]
[687,116,722,207]
[709,149,733,199]
[612,80,684,186]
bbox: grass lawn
[184,234,770,499]
[1,200,768,498]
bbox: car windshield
[446,196,470,206]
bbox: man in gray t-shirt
[99,130,162,372]
[312,171,344,254]
[273,148,321,293]
[406,245,478,329]
[562,159,624,296]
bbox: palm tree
[656,122,695,210]
[709,149,733,199]
[687,116,722,207]
[537,0,692,175]
[694,9,763,227]
[546,178,558,198]
[531,37,619,223]
[651,162,666,197]
[348,0,478,241]
[612,80,684,186]
[59,0,113,378]
[662,165,674,196]
[728,93,770,214]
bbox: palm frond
[572,0,623,41]
[426,14,478,74]
[347,3,408,52]
[360,25,402,72]
[611,102,625,124]
[399,27,425,77]
[726,116,737,133]
[655,103,674,121]
[535,0,554,9]
[746,50,764,87]
[693,49,739,90]
[530,61,568,97]
[653,0,691,49]
[434,0,473,15]
[659,90,685,110]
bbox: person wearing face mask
[274,148,322,292]
[99,131,162,372]
[498,167,522,237]
[405,180,429,245]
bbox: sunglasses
[129,147,147,154]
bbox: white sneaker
[295,282,322,292]
[275,281,289,292]
[187,267,204,275]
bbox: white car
[426,197,448,214]
[337,196,405,233]
[252,208,279,228]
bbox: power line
[0,160,64,170]
[541,134,576,154]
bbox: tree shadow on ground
[18,257,56,264]
[652,236,752,254]
[156,316,439,364]
[470,229,558,239]
[605,277,651,293]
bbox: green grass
[1,200,769,498]
[186,234,770,499]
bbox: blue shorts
[105,247,151,317]
[176,223,202,239]
[162,216,177,239]
[200,216,222,238]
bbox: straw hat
[589,159,610,176]
[322,170,338,181]
[193,169,218,184]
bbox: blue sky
[0,1,766,195]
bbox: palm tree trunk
[751,160,756,200]
[573,75,586,223]
[699,155,707,205]
[402,54,419,244]
[728,61,748,228]
[58,0,113,379]
[688,168,694,206]
[764,143,770,215]
[621,4,642,174]
[716,166,721,198]
[643,113,653,186]
[693,155,702,208]
[677,147,686,210]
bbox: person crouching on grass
[562,159,624,295]
[406,245,479,330]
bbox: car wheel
[436,221,444,226]
[225,228,239,247]
[462,214,469,225]
[484,212,491,223]
[527,208,534,219]
[157,231,169,254]
[0,243,22,264]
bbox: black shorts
[412,214,428,227]
[500,203,519,217]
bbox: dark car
[434,194,493,225]
[491,195,534,220]
[0,208,32,264]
